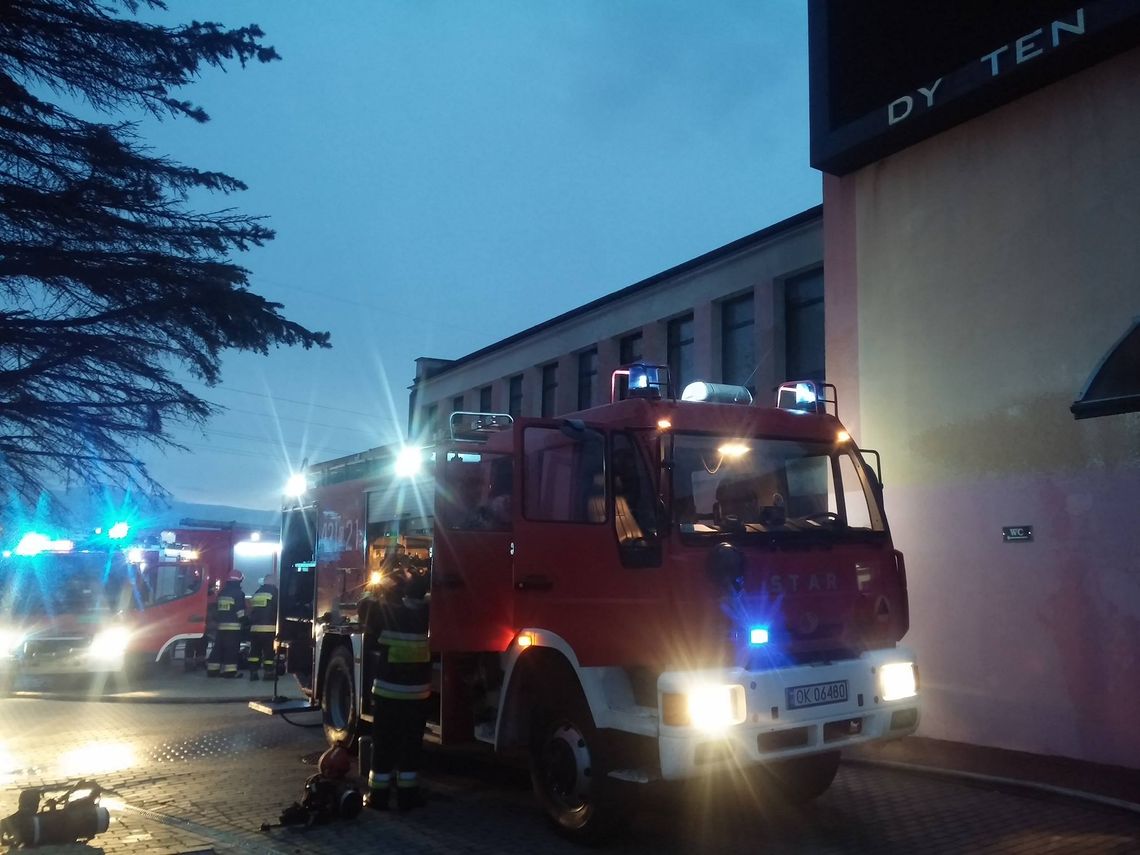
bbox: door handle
[515,574,553,592]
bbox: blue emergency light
[749,626,770,645]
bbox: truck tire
[759,751,841,804]
[321,645,358,748]
[530,686,627,843]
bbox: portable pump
[0,780,110,848]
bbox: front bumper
[2,637,125,676]
[657,648,919,781]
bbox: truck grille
[23,638,88,657]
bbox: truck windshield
[671,433,884,537]
[0,552,131,618]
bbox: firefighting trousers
[248,632,275,677]
[369,697,428,794]
[208,627,243,676]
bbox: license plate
[786,679,849,710]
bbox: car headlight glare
[664,684,746,732]
[0,628,26,657]
[879,661,917,702]
[88,628,131,662]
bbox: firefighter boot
[365,771,391,811]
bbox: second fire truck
[255,366,920,840]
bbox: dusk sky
[132,1,820,512]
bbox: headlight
[879,662,918,701]
[663,684,747,733]
[0,628,26,657]
[88,628,131,662]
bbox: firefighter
[361,565,431,811]
[204,580,222,677]
[247,573,278,681]
[209,571,246,678]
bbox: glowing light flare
[686,684,746,734]
[717,442,750,459]
[394,446,423,478]
[515,632,535,649]
[88,627,131,663]
[233,541,278,558]
[108,522,130,540]
[837,430,851,443]
[58,741,137,777]
[15,532,73,555]
[284,473,308,497]
[749,627,769,645]
[656,418,672,430]
[369,571,383,587]
[127,548,144,564]
[0,628,26,657]
[795,382,818,405]
[879,662,918,701]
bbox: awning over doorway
[1071,318,1140,419]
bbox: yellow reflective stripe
[385,642,429,664]
[250,625,275,633]
[217,622,242,631]
[251,594,272,607]
[372,679,431,700]
[222,664,237,673]
[379,630,426,642]
[217,596,234,609]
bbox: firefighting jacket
[216,580,247,633]
[362,594,430,701]
[248,583,278,634]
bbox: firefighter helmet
[228,570,244,583]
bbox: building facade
[811,0,1140,769]
[409,207,823,437]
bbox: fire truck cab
[261,367,919,839]
[0,522,275,680]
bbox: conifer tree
[0,0,330,507]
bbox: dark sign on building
[809,0,1140,175]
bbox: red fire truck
[0,521,276,681]
[256,366,919,839]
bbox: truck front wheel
[321,645,358,747]
[530,692,626,843]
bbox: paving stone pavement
[2,697,1138,854]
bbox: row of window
[420,268,823,431]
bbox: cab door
[429,446,516,653]
[511,419,667,667]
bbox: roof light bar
[681,381,752,405]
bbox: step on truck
[253,366,920,840]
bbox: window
[617,332,643,399]
[143,561,202,605]
[508,374,523,418]
[721,293,755,388]
[541,363,558,418]
[479,385,493,412]
[420,403,437,436]
[577,348,598,410]
[667,314,695,394]
[785,269,824,381]
[452,394,464,416]
[438,452,513,531]
[523,426,604,523]
[611,433,656,544]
